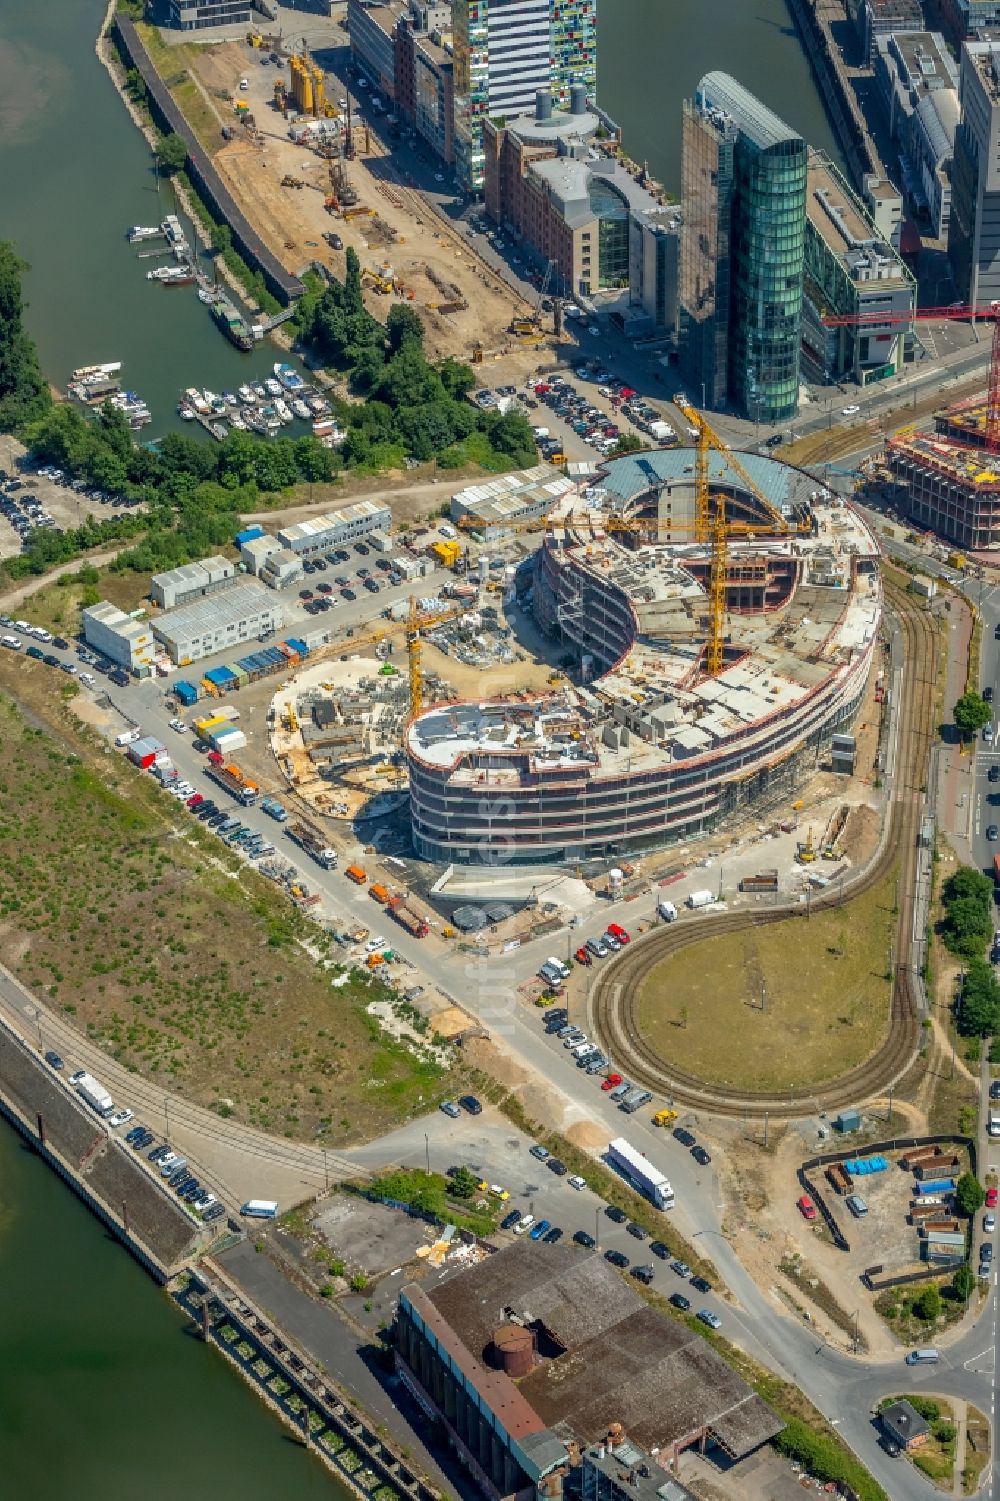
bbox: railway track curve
[588,575,937,1119]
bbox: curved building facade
[407,449,881,866]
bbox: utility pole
[761,978,766,1014]
[763,1111,769,1149]
[851,1309,860,1356]
[595,1206,600,1250]
[424,1133,430,1176]
[886,1084,894,1123]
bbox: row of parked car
[531,377,624,457]
[0,469,57,546]
[126,1130,225,1222]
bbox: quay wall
[785,0,879,189]
[0,1009,197,1281]
[112,15,305,306]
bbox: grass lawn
[14,570,150,637]
[881,1396,957,1489]
[963,1405,990,1494]
[633,869,898,1091]
[0,676,466,1145]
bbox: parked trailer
[287,821,337,870]
[901,1145,944,1169]
[205,757,260,805]
[913,1155,961,1180]
[387,895,429,937]
[75,1072,113,1116]
[739,869,778,893]
[826,1162,852,1195]
[919,1220,961,1235]
[241,1199,278,1219]
[686,889,714,909]
[606,1137,674,1210]
[915,1178,957,1196]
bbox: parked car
[439,1100,461,1118]
[605,1249,629,1269]
[797,1195,817,1221]
[602,1073,623,1091]
[529,1219,551,1241]
[573,1230,596,1248]
[547,1159,568,1176]
[690,1275,713,1295]
[692,1145,712,1166]
[605,1205,628,1224]
[671,1259,691,1278]
[459,1094,482,1115]
[529,1143,550,1161]
[669,1292,691,1311]
[673,1127,696,1147]
[626,1222,648,1241]
[44,1050,65,1070]
[631,1264,654,1285]
[988,1188,999,1208]
[501,1209,521,1230]
[697,1309,722,1330]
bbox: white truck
[648,419,675,443]
[989,1113,1000,1138]
[657,899,677,922]
[686,889,714,909]
[607,1137,674,1210]
[75,1072,113,1116]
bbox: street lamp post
[595,1205,600,1250]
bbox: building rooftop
[880,29,958,97]
[278,499,390,547]
[154,580,275,640]
[881,1399,931,1445]
[84,600,152,641]
[581,1442,698,1501]
[695,71,802,152]
[889,428,1000,489]
[413,1241,781,1461]
[451,464,575,527]
[151,555,232,593]
[806,151,911,289]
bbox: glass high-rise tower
[679,72,807,423]
[453,0,597,194]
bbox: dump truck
[345,864,367,885]
[261,796,288,822]
[739,869,778,893]
[205,755,260,805]
[369,883,390,904]
[387,895,429,937]
[287,821,337,870]
[653,1108,678,1127]
[826,1162,852,1195]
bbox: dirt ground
[176,39,547,373]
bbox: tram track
[589,575,938,1119]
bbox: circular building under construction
[406,447,881,866]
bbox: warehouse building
[152,581,283,665]
[81,601,157,674]
[150,555,237,611]
[277,500,392,557]
[395,1241,780,1501]
[450,464,576,536]
[240,534,281,575]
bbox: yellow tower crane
[406,596,467,717]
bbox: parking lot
[0,450,144,560]
[343,1104,724,1321]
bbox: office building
[276,500,392,556]
[453,0,598,193]
[150,555,237,611]
[166,0,252,29]
[348,0,407,95]
[395,1241,781,1500]
[82,601,157,674]
[396,8,456,162]
[940,0,1000,43]
[863,173,905,249]
[858,0,924,65]
[483,89,666,317]
[949,37,1000,304]
[875,31,958,238]
[801,150,916,385]
[679,72,807,422]
[153,582,283,666]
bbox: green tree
[0,241,51,431]
[913,1283,942,1322]
[954,691,992,741]
[448,1166,479,1200]
[386,303,424,354]
[210,223,233,256]
[956,1172,986,1216]
[124,68,148,105]
[156,133,188,175]
[952,1264,976,1300]
[943,898,995,960]
[610,433,649,456]
[344,246,364,314]
[956,957,1000,1034]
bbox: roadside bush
[774,1419,887,1501]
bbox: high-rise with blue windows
[680,72,807,423]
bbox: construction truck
[795,830,816,864]
[287,821,337,870]
[652,1108,678,1127]
[205,755,260,806]
[387,895,429,938]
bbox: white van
[905,1348,939,1365]
[114,728,141,747]
[438,522,457,539]
[547,955,571,980]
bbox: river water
[0,1123,343,1499]
[0,0,838,1487]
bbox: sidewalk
[937,595,974,857]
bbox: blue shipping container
[235,525,265,546]
[915,1179,956,1196]
[204,666,239,688]
[175,680,199,706]
[286,637,308,657]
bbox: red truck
[993,853,1000,888]
[387,895,429,938]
